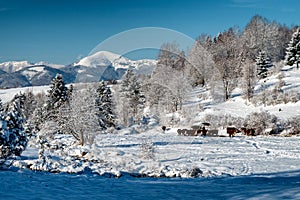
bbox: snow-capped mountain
[71,51,156,82]
[75,51,128,67]
[0,61,33,73]
[0,51,157,88]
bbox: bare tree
[242,59,257,101]
[145,42,192,114]
[210,28,243,101]
[58,86,101,145]
[187,40,214,87]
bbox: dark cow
[227,127,238,137]
[241,127,256,136]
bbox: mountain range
[0,51,157,88]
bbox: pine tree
[0,98,28,161]
[95,81,116,129]
[284,28,300,68]
[119,70,145,126]
[47,74,69,110]
[256,51,272,79]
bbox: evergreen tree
[47,74,69,110]
[284,28,300,68]
[256,51,272,79]
[119,70,145,126]
[0,98,28,161]
[95,81,116,129]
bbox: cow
[227,127,238,137]
[241,127,256,136]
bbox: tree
[211,28,242,101]
[242,15,282,61]
[58,87,101,145]
[118,70,145,126]
[0,98,28,162]
[187,40,214,87]
[46,74,70,111]
[242,59,257,101]
[146,42,191,114]
[256,51,273,79]
[284,28,300,68]
[95,81,116,129]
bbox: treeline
[143,15,300,111]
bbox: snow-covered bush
[139,139,155,160]
[243,111,278,135]
[251,89,299,106]
[203,114,243,129]
[285,116,300,135]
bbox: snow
[1,64,300,198]
[74,50,157,76]
[0,85,49,103]
[0,61,33,73]
[35,61,64,69]
[12,131,300,179]
[20,66,45,80]
[75,51,125,67]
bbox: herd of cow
[175,126,256,137]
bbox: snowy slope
[0,61,33,73]
[72,51,156,82]
[75,51,125,67]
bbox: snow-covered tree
[58,87,101,145]
[0,98,28,161]
[95,81,116,129]
[118,70,145,126]
[145,42,191,115]
[187,40,214,87]
[256,51,273,79]
[242,59,257,101]
[284,28,300,68]
[242,15,282,62]
[211,28,242,101]
[46,74,70,111]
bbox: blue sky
[0,0,299,64]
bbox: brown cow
[241,127,256,136]
[227,127,238,137]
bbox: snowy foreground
[3,128,300,199]
[8,128,300,179]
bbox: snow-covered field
[12,130,300,179]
